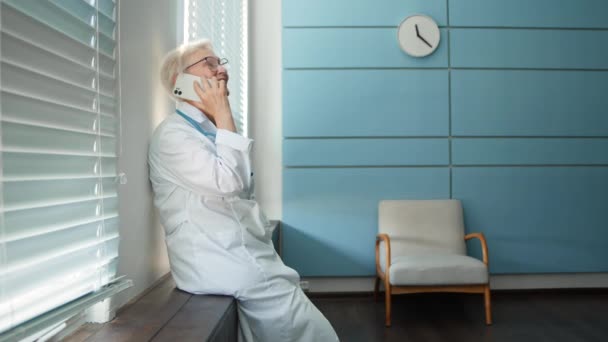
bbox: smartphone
[172,73,202,102]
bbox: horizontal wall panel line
[285,67,608,72]
[283,0,447,28]
[285,136,450,140]
[284,139,448,166]
[449,0,608,30]
[449,26,608,31]
[285,67,449,71]
[284,26,451,29]
[452,67,608,72]
[285,26,608,31]
[285,165,450,169]
[284,26,403,29]
[287,165,608,169]
[453,164,608,168]
[453,136,608,139]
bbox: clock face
[397,15,440,57]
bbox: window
[184,0,248,136]
[0,0,121,334]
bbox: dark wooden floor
[311,291,608,342]
[66,274,608,342]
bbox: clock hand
[418,34,433,49]
[415,24,420,37]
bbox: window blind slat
[2,122,116,156]
[1,32,98,91]
[49,0,96,27]
[98,0,115,20]
[0,53,114,100]
[4,232,119,278]
[3,218,118,270]
[1,214,118,244]
[100,94,116,113]
[3,234,119,276]
[1,4,97,69]
[1,62,98,111]
[3,0,97,50]
[3,197,118,242]
[2,118,116,138]
[3,178,117,212]
[99,76,116,97]
[2,153,116,181]
[48,0,116,39]
[1,92,118,136]
[98,13,115,38]
[99,33,115,57]
[99,53,115,77]
[1,89,115,120]
[2,243,119,296]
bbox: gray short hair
[159,39,213,100]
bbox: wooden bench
[65,275,238,342]
[66,222,282,341]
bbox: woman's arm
[156,127,252,197]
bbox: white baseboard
[303,273,608,293]
[490,273,608,290]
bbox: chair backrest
[378,200,466,256]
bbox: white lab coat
[148,102,338,341]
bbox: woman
[148,40,339,341]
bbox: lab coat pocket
[165,221,186,247]
[205,229,242,251]
[230,200,270,241]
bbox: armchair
[374,200,492,326]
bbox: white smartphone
[172,73,202,102]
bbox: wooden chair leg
[484,285,492,325]
[374,277,380,302]
[384,283,392,327]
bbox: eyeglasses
[185,56,228,72]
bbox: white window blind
[0,0,120,334]
[185,0,248,136]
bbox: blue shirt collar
[177,101,217,133]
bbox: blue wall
[282,0,608,276]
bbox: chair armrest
[465,232,489,265]
[376,234,391,276]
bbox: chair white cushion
[384,254,488,286]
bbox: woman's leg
[237,277,339,342]
[235,232,339,341]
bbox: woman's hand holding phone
[193,77,236,132]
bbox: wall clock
[398,15,440,57]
